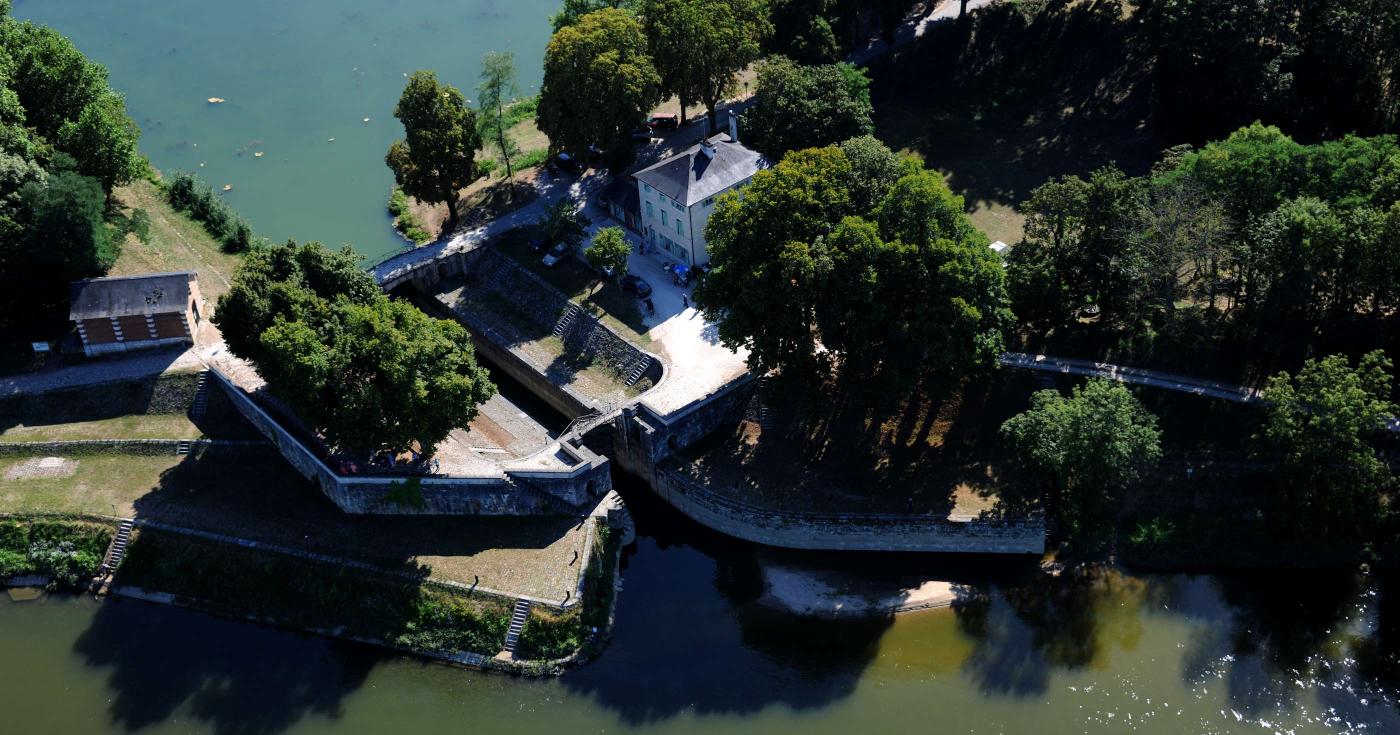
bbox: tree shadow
[558,472,896,724]
[73,596,383,735]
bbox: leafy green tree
[216,241,494,456]
[537,9,661,162]
[551,0,637,32]
[765,0,840,65]
[537,199,587,249]
[385,71,481,231]
[477,52,521,189]
[585,226,631,283]
[642,0,770,134]
[57,92,141,196]
[837,134,908,214]
[1000,380,1162,542]
[1253,351,1395,538]
[741,57,873,158]
[0,171,112,326]
[0,20,107,139]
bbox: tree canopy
[537,8,661,164]
[1253,351,1395,539]
[477,52,521,187]
[1000,380,1162,541]
[214,241,494,456]
[695,140,1010,399]
[585,226,631,280]
[0,8,143,332]
[641,0,770,134]
[741,57,874,158]
[385,71,481,230]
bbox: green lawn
[0,414,201,443]
[0,453,184,517]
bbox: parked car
[648,113,679,131]
[528,237,547,252]
[630,127,654,142]
[554,152,584,175]
[620,274,653,299]
[542,242,572,267]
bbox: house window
[644,184,652,193]
[646,201,653,217]
[661,211,668,226]
[671,200,683,212]
[704,197,715,206]
[676,219,684,236]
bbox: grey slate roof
[602,175,641,215]
[633,133,766,207]
[69,272,196,321]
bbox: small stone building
[69,272,205,357]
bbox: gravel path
[0,348,202,397]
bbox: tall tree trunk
[706,98,719,137]
[445,189,459,231]
[959,0,970,18]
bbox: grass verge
[116,528,513,657]
[515,523,619,661]
[110,179,244,301]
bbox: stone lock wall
[210,371,605,516]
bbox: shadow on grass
[868,2,1162,242]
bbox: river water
[13,0,554,262]
[7,2,1400,733]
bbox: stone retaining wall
[209,370,609,516]
[0,438,265,456]
[654,468,1045,554]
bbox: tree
[585,226,631,286]
[550,0,637,32]
[1253,351,1395,538]
[741,57,873,158]
[385,71,481,232]
[642,0,770,135]
[697,145,1010,397]
[215,241,494,456]
[0,20,107,139]
[837,134,908,214]
[0,171,112,326]
[537,200,587,250]
[57,92,141,196]
[1000,380,1162,542]
[477,52,520,192]
[537,9,661,163]
[765,0,841,65]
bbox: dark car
[648,113,679,131]
[554,152,584,175]
[528,238,547,252]
[620,274,653,299]
[631,127,654,142]
[542,242,572,267]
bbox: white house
[632,114,767,267]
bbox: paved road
[849,0,999,66]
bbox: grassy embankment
[110,178,243,301]
[515,524,620,663]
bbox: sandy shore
[758,562,962,618]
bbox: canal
[6,2,1400,733]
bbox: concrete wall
[651,468,1045,553]
[210,370,607,516]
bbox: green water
[13,0,554,261]
[2,483,1398,735]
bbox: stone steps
[176,440,191,455]
[191,371,211,418]
[100,519,135,576]
[552,305,582,337]
[622,354,652,386]
[502,599,532,655]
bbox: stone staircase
[176,440,192,456]
[622,354,652,386]
[99,519,135,579]
[191,371,211,418]
[601,490,636,546]
[755,377,774,431]
[552,304,583,337]
[502,599,532,657]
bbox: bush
[388,187,432,244]
[0,520,112,587]
[166,171,258,252]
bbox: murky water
[3,482,1398,735]
[13,0,554,261]
[6,2,1400,733]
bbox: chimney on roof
[729,111,738,143]
[698,139,716,159]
